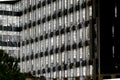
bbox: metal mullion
[49,2,53,80]
[65,0,69,79]
[85,0,90,79]
[72,0,77,79]
[44,0,48,78]
[80,0,84,79]
[61,0,65,79]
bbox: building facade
[18,0,94,80]
[0,0,118,80]
[0,2,20,58]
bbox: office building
[0,0,119,80]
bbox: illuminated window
[62,34,65,44]
[51,55,54,63]
[51,37,54,46]
[65,0,68,9]
[65,70,67,77]
[77,68,80,76]
[53,2,56,11]
[83,9,85,21]
[65,16,68,27]
[73,31,77,42]
[80,48,83,59]
[70,13,73,22]
[80,28,83,40]
[59,0,62,9]
[73,50,77,59]
[62,52,65,62]
[56,36,59,47]
[53,19,56,30]
[71,69,74,77]
[59,17,62,26]
[46,56,48,64]
[89,6,92,17]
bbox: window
[71,69,74,77]
[77,11,80,24]
[77,68,80,76]
[51,37,54,46]
[45,39,48,48]
[67,33,71,44]
[59,0,62,9]
[65,0,68,9]
[86,46,90,60]
[73,50,77,59]
[83,66,86,76]
[65,16,67,27]
[53,2,56,11]
[56,54,59,63]
[59,17,62,26]
[53,19,56,30]
[86,26,90,40]
[73,31,77,42]
[83,9,85,21]
[46,56,48,64]
[56,36,59,47]
[61,34,65,44]
[65,70,67,77]
[80,28,83,40]
[53,72,56,78]
[70,0,73,5]
[48,5,51,15]
[89,6,92,17]
[80,48,83,59]
[51,55,54,63]
[62,52,65,62]
[70,13,73,22]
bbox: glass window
[83,66,86,76]
[89,6,92,17]
[59,0,62,9]
[70,13,73,22]
[56,36,59,47]
[73,31,77,42]
[56,54,59,63]
[53,19,56,30]
[76,11,80,24]
[51,55,54,63]
[65,16,67,27]
[77,68,79,76]
[53,2,56,11]
[65,0,68,9]
[46,39,48,48]
[53,72,56,78]
[46,56,48,64]
[51,37,54,46]
[86,46,90,60]
[80,48,83,59]
[73,50,77,59]
[59,17,62,26]
[65,70,67,77]
[71,69,74,77]
[62,52,65,62]
[83,9,85,21]
[86,26,90,40]
[61,34,65,44]
[80,28,83,40]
